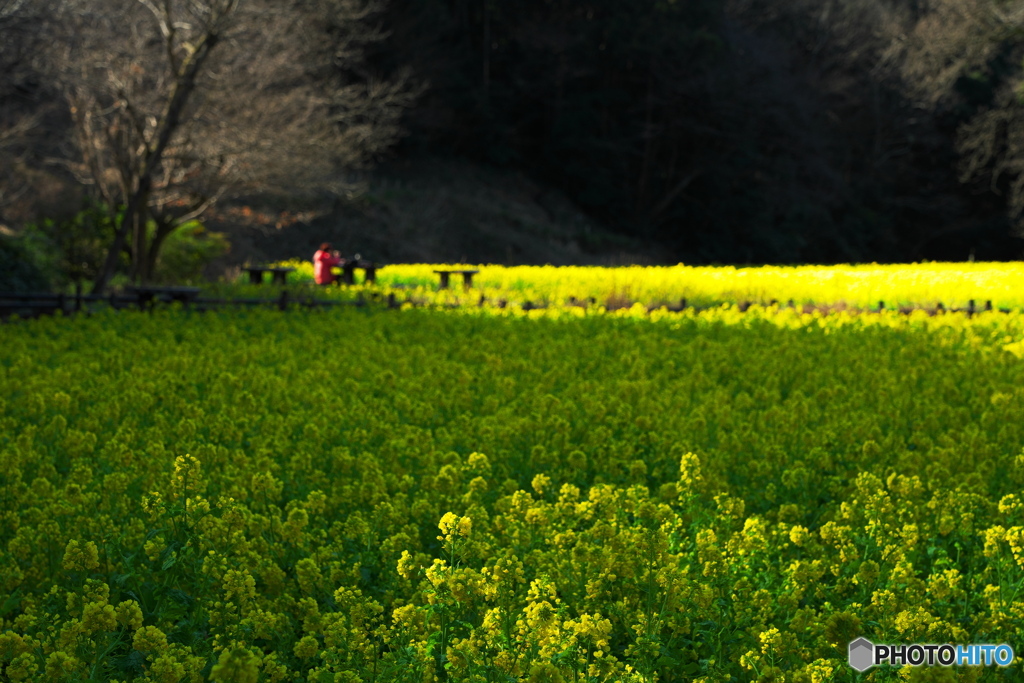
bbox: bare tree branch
[35,0,414,288]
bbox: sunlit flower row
[262,261,1024,310]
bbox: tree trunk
[93,183,148,294]
[130,194,151,283]
[91,31,221,295]
[143,215,177,284]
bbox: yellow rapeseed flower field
[2,268,1024,681]
[270,260,1024,310]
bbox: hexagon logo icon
[848,637,875,672]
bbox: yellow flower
[894,606,935,639]
[678,452,704,494]
[4,652,37,681]
[759,627,782,654]
[170,454,202,495]
[715,493,746,520]
[44,651,83,681]
[983,526,1006,558]
[467,452,491,472]
[998,494,1021,516]
[62,539,99,572]
[803,659,835,683]
[425,559,450,592]
[284,507,308,537]
[0,632,29,660]
[148,652,187,683]
[532,474,552,496]
[293,635,319,660]
[901,523,920,550]
[396,550,418,580]
[261,653,290,683]
[789,525,810,546]
[293,559,321,596]
[527,662,566,683]
[567,612,612,648]
[391,604,418,627]
[437,511,473,541]
[209,646,260,683]
[133,625,169,654]
[81,601,117,634]
[115,600,144,630]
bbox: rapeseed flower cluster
[2,283,1024,680]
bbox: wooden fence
[0,289,391,322]
[1,290,1016,323]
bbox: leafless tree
[42,0,415,291]
[880,0,1024,235]
[0,0,56,225]
[877,0,1009,107]
[957,88,1024,233]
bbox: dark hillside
[205,157,653,270]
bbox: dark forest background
[5,0,1024,285]
[371,0,1024,263]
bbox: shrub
[0,233,51,291]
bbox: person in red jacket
[313,243,344,285]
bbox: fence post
[278,289,288,312]
[968,299,976,317]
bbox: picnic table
[125,285,202,309]
[244,266,295,285]
[434,269,479,290]
[337,260,381,285]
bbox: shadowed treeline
[370,0,1024,263]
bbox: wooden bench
[434,269,479,290]
[244,266,295,285]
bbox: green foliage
[0,233,51,292]
[16,202,121,291]
[151,221,230,285]
[11,204,230,290]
